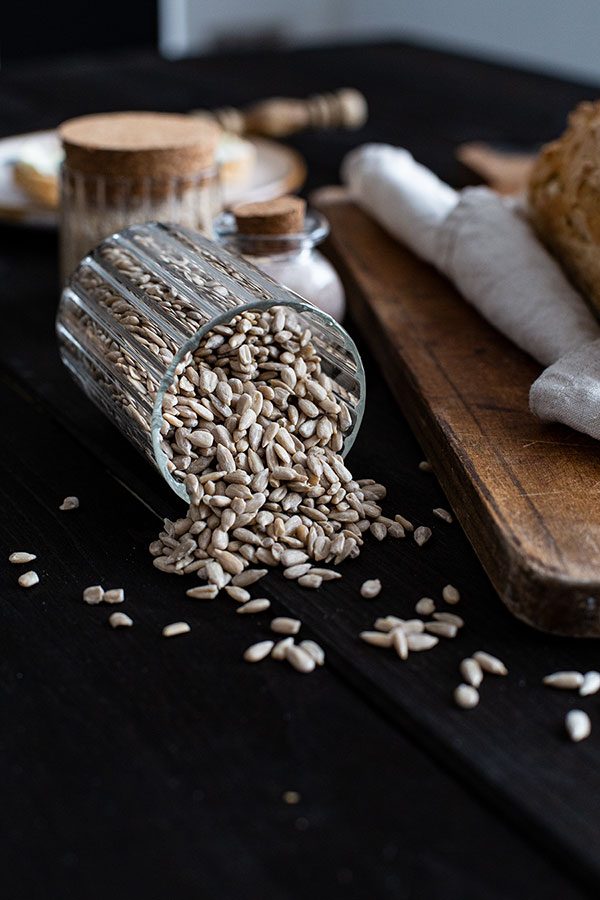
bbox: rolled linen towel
[342,144,600,439]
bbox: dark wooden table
[1,42,598,900]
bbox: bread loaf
[529,100,600,317]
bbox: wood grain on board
[314,189,600,637]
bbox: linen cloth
[342,144,600,439]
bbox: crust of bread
[529,100,600,317]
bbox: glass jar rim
[151,293,365,502]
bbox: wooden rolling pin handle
[204,88,368,137]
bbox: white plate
[0,130,307,229]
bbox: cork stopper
[59,111,220,179]
[233,196,306,236]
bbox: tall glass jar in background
[56,222,365,502]
[58,112,221,281]
[214,196,346,322]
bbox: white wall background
[160,0,600,84]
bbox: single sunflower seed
[83,585,104,605]
[271,637,294,660]
[580,671,600,697]
[9,552,36,564]
[460,657,483,688]
[360,579,381,599]
[473,651,507,676]
[59,496,79,511]
[162,621,191,638]
[418,460,432,472]
[442,584,460,604]
[360,630,392,648]
[285,644,316,673]
[271,617,301,635]
[394,514,414,532]
[433,507,453,523]
[414,526,432,547]
[186,584,219,600]
[407,633,438,651]
[298,573,323,589]
[243,640,274,662]
[225,585,251,603]
[433,611,464,628]
[425,621,457,639]
[454,684,479,709]
[543,671,584,690]
[415,597,435,616]
[109,612,133,628]
[391,628,408,660]
[18,570,39,588]
[565,709,591,742]
[104,588,125,604]
[237,598,271,614]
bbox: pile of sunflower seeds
[148,305,409,588]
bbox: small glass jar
[214,208,346,322]
[56,222,365,502]
[58,112,221,281]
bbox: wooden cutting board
[314,188,600,637]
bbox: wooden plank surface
[314,189,600,637]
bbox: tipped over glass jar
[56,222,364,501]
[214,196,346,322]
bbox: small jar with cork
[58,111,221,280]
[214,196,346,322]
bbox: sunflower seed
[433,507,453,523]
[83,585,104,605]
[104,588,125,604]
[284,563,312,580]
[370,522,387,541]
[391,628,408,659]
[225,585,251,603]
[237,598,271,614]
[18,570,39,588]
[299,640,325,666]
[374,616,404,632]
[418,460,432,472]
[9,552,36,564]
[243,640,274,662]
[565,709,591,742]
[454,684,479,709]
[298,574,322,589]
[543,671,584,690]
[271,617,301,635]
[394,514,414,532]
[442,584,460,604]
[360,579,381,599]
[401,619,426,635]
[414,526,432,546]
[473,651,507,675]
[186,584,219,600]
[425,621,457,638]
[415,597,435,616]
[109,612,133,628]
[460,657,483,688]
[285,644,316,673]
[271,637,294,660]
[407,633,438,651]
[162,621,191,638]
[309,568,341,581]
[360,630,393,648]
[433,611,464,628]
[580,671,600,697]
[232,569,268,587]
[59,496,79,511]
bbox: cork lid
[233,196,306,235]
[59,111,220,178]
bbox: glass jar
[56,222,365,502]
[58,112,221,281]
[214,208,346,322]
[60,166,219,281]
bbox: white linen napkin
[342,144,600,440]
